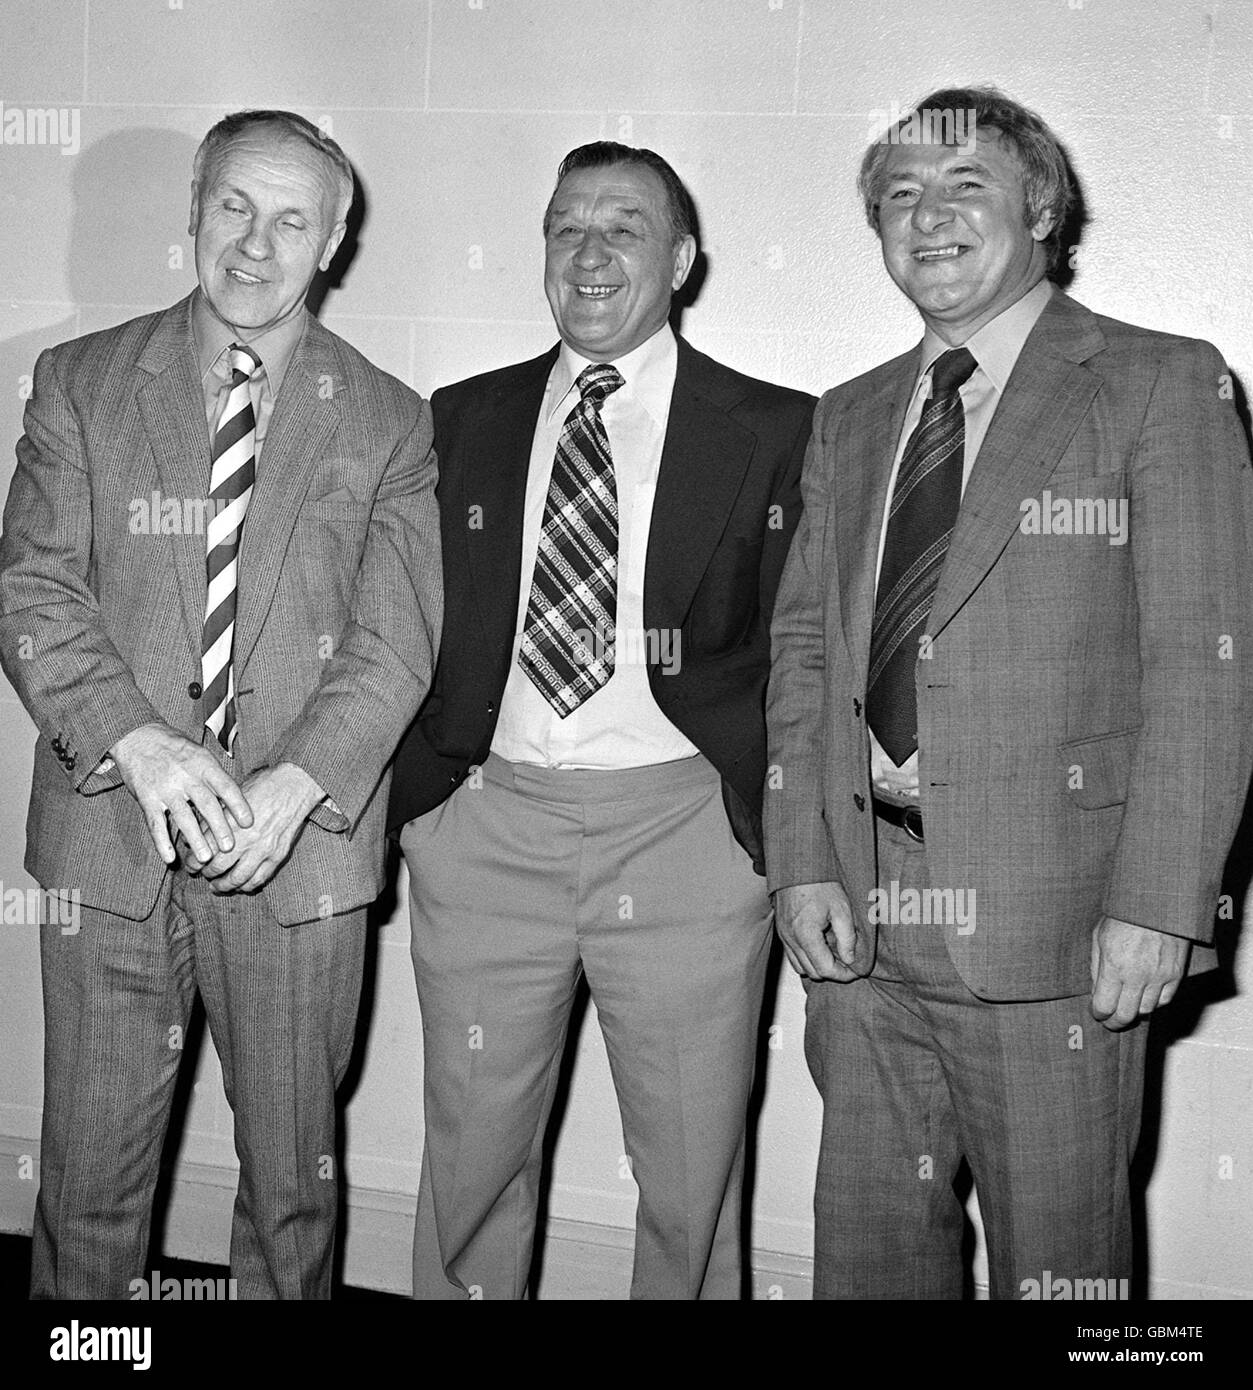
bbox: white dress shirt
[491,323,700,769]
[871,277,1054,801]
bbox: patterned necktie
[867,346,978,766]
[518,362,625,716]
[202,342,261,753]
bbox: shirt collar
[918,276,1053,396]
[545,322,678,427]
[191,287,307,396]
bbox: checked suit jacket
[765,288,1253,1000]
[0,293,442,926]
[388,335,815,868]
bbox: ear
[188,179,201,238]
[1029,208,1055,243]
[319,221,348,273]
[671,233,697,292]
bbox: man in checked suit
[0,110,441,1298]
[765,87,1253,1298]
[389,142,814,1299]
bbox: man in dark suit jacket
[766,87,1253,1298]
[389,142,814,1299]
[0,110,442,1298]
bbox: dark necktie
[518,362,625,716]
[202,343,261,753]
[867,346,978,766]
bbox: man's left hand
[196,763,326,894]
[1090,916,1191,1031]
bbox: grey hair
[193,109,354,221]
[857,86,1074,271]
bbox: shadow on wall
[0,127,201,478]
[0,123,368,491]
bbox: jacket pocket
[1058,726,1141,808]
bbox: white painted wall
[0,0,1249,1299]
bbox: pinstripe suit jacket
[765,289,1253,1000]
[0,294,442,926]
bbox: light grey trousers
[402,751,772,1300]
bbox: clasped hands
[111,722,325,893]
[773,880,1191,1031]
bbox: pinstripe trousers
[30,862,365,1300]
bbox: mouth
[571,284,621,300]
[225,267,266,286]
[912,245,970,263]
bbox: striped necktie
[202,342,261,753]
[518,362,624,716]
[867,346,978,765]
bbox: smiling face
[543,162,696,362]
[189,125,347,336]
[876,129,1053,343]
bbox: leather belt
[872,795,924,843]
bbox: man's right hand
[773,880,869,981]
[111,722,254,866]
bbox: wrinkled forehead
[880,128,1021,186]
[547,163,669,224]
[200,128,342,213]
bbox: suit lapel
[927,293,1105,639]
[461,349,556,653]
[837,350,918,678]
[644,339,759,631]
[135,296,214,655]
[235,314,341,673]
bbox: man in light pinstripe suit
[0,110,442,1298]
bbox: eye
[605,225,638,241]
[280,218,307,231]
[550,224,581,239]
[887,188,919,202]
[953,180,984,191]
[222,202,248,216]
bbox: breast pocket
[291,496,372,613]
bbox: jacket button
[65,757,76,770]
[51,736,63,752]
[486,702,495,715]
[188,681,203,699]
[853,698,862,717]
[853,793,866,812]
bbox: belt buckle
[902,807,924,842]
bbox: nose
[237,218,273,261]
[572,230,610,269]
[911,188,954,235]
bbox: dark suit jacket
[765,289,1253,998]
[0,294,443,925]
[388,336,815,870]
